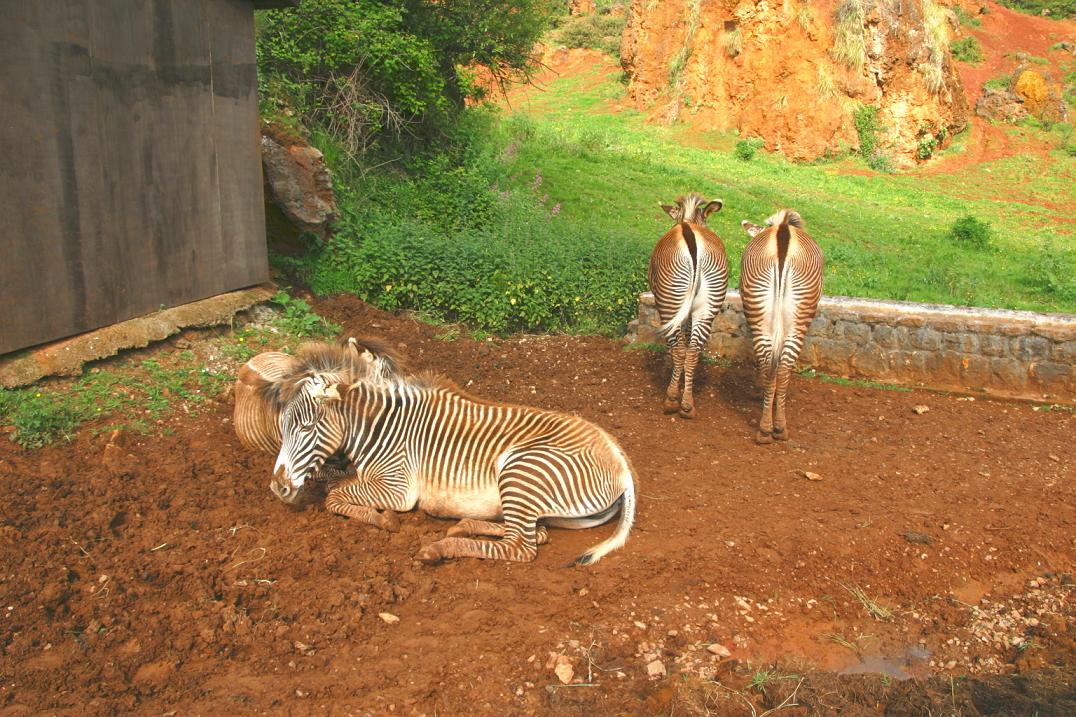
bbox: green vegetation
[734,137,765,161]
[949,215,992,250]
[798,369,912,392]
[853,104,894,171]
[998,0,1076,19]
[954,7,982,26]
[833,0,868,70]
[256,0,551,159]
[551,4,627,57]
[274,30,1074,342]
[0,361,231,449]
[950,37,985,63]
[0,291,339,449]
[984,74,1013,91]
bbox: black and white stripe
[648,193,729,417]
[272,370,636,565]
[739,210,824,443]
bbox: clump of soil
[1,296,1072,715]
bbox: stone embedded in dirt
[293,641,315,656]
[797,470,823,481]
[1048,454,1060,462]
[706,643,732,658]
[646,659,666,679]
[633,620,647,629]
[553,655,574,685]
[912,405,930,415]
[378,612,400,624]
[904,531,933,545]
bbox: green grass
[0,290,338,449]
[951,37,985,64]
[797,369,913,392]
[495,63,1075,314]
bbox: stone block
[1051,341,1076,364]
[943,332,980,354]
[991,358,1028,390]
[960,354,993,389]
[979,334,1008,357]
[832,321,871,345]
[872,325,910,349]
[912,327,943,350]
[1029,362,1072,386]
[1012,335,1051,361]
[850,344,891,377]
[809,315,829,334]
[808,339,856,372]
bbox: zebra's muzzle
[270,465,302,504]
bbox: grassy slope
[498,62,1075,313]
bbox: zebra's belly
[417,483,503,520]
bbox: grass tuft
[843,584,894,620]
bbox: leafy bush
[1029,240,1076,299]
[951,37,985,63]
[949,215,992,249]
[552,8,627,56]
[954,7,982,26]
[256,0,552,158]
[853,104,894,170]
[997,0,1075,19]
[734,137,765,160]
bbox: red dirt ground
[2,296,1073,715]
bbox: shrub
[949,215,992,249]
[853,104,894,170]
[256,0,552,158]
[553,8,627,56]
[833,0,868,70]
[954,7,982,26]
[997,0,1075,19]
[951,37,985,63]
[734,137,765,160]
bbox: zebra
[258,361,637,565]
[739,210,824,444]
[233,337,402,477]
[648,193,729,417]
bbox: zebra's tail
[658,224,701,337]
[765,212,797,380]
[574,470,636,566]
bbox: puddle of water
[839,645,931,681]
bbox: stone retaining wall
[628,291,1076,403]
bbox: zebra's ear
[660,203,678,220]
[237,363,270,389]
[741,220,765,238]
[702,199,723,218]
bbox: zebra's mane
[676,193,706,224]
[253,338,403,410]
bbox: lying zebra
[232,336,403,479]
[242,344,637,565]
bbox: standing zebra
[648,193,729,417]
[739,210,824,444]
[257,363,636,565]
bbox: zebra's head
[660,193,723,225]
[271,375,348,504]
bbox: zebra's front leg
[446,518,550,545]
[664,335,686,414]
[325,475,413,532]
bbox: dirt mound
[2,297,1073,714]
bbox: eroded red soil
[1,296,1073,715]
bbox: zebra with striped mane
[648,193,729,417]
[739,210,824,444]
[258,354,637,565]
[233,337,403,476]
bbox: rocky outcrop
[261,122,337,239]
[621,0,969,166]
[975,67,1068,125]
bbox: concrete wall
[629,291,1076,403]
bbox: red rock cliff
[621,0,969,166]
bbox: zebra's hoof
[415,543,444,564]
[772,428,789,442]
[678,405,696,419]
[378,510,401,532]
[754,431,774,445]
[662,398,681,414]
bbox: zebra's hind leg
[755,373,778,445]
[679,345,701,418]
[446,518,550,545]
[325,476,411,532]
[664,334,686,413]
[771,355,797,441]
